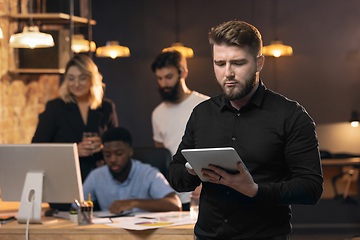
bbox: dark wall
[90,0,360,147]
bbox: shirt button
[224,219,228,223]
[232,137,235,141]
[226,191,230,195]
[237,113,240,117]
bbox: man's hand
[109,200,136,214]
[185,162,197,175]
[201,162,258,197]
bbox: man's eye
[215,62,225,67]
[233,62,245,66]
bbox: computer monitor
[0,143,84,224]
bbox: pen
[88,193,93,207]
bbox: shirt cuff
[253,182,272,203]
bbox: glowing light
[96,41,130,59]
[262,40,293,57]
[9,26,54,49]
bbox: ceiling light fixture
[0,28,3,39]
[162,0,193,58]
[9,26,54,49]
[9,0,54,49]
[262,0,293,57]
[96,41,130,59]
[72,34,96,53]
[262,40,293,57]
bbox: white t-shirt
[152,91,209,203]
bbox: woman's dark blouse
[32,98,118,181]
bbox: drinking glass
[82,132,99,151]
[190,195,199,220]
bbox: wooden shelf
[9,13,96,26]
[10,68,65,74]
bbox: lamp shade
[72,34,96,53]
[96,41,130,59]
[262,40,293,57]
[163,42,194,58]
[9,26,54,49]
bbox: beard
[216,71,258,101]
[108,158,131,180]
[158,78,181,102]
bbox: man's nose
[158,79,167,88]
[225,64,235,79]
[109,155,117,163]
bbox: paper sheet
[106,211,196,230]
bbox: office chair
[132,147,172,181]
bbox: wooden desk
[321,158,360,166]
[0,216,195,240]
[321,158,360,199]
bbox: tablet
[181,147,246,182]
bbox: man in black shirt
[168,20,323,240]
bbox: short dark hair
[208,20,263,59]
[101,127,132,147]
[151,51,184,74]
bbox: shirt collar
[219,79,266,111]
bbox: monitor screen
[0,143,84,223]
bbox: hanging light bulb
[262,0,293,58]
[162,0,194,58]
[350,111,359,127]
[9,26,54,49]
[9,0,54,49]
[163,42,194,58]
[96,41,130,59]
[262,40,293,57]
[72,34,96,53]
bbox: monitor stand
[17,172,44,224]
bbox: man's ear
[256,55,265,72]
[180,67,188,79]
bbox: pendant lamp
[262,40,293,57]
[96,41,130,59]
[9,0,54,49]
[9,26,54,49]
[72,34,96,53]
[162,0,194,58]
[163,42,194,58]
[262,0,292,57]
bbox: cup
[69,213,78,223]
[78,206,93,225]
[82,132,99,151]
[190,195,199,220]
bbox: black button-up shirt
[169,81,323,240]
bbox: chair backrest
[132,147,172,180]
